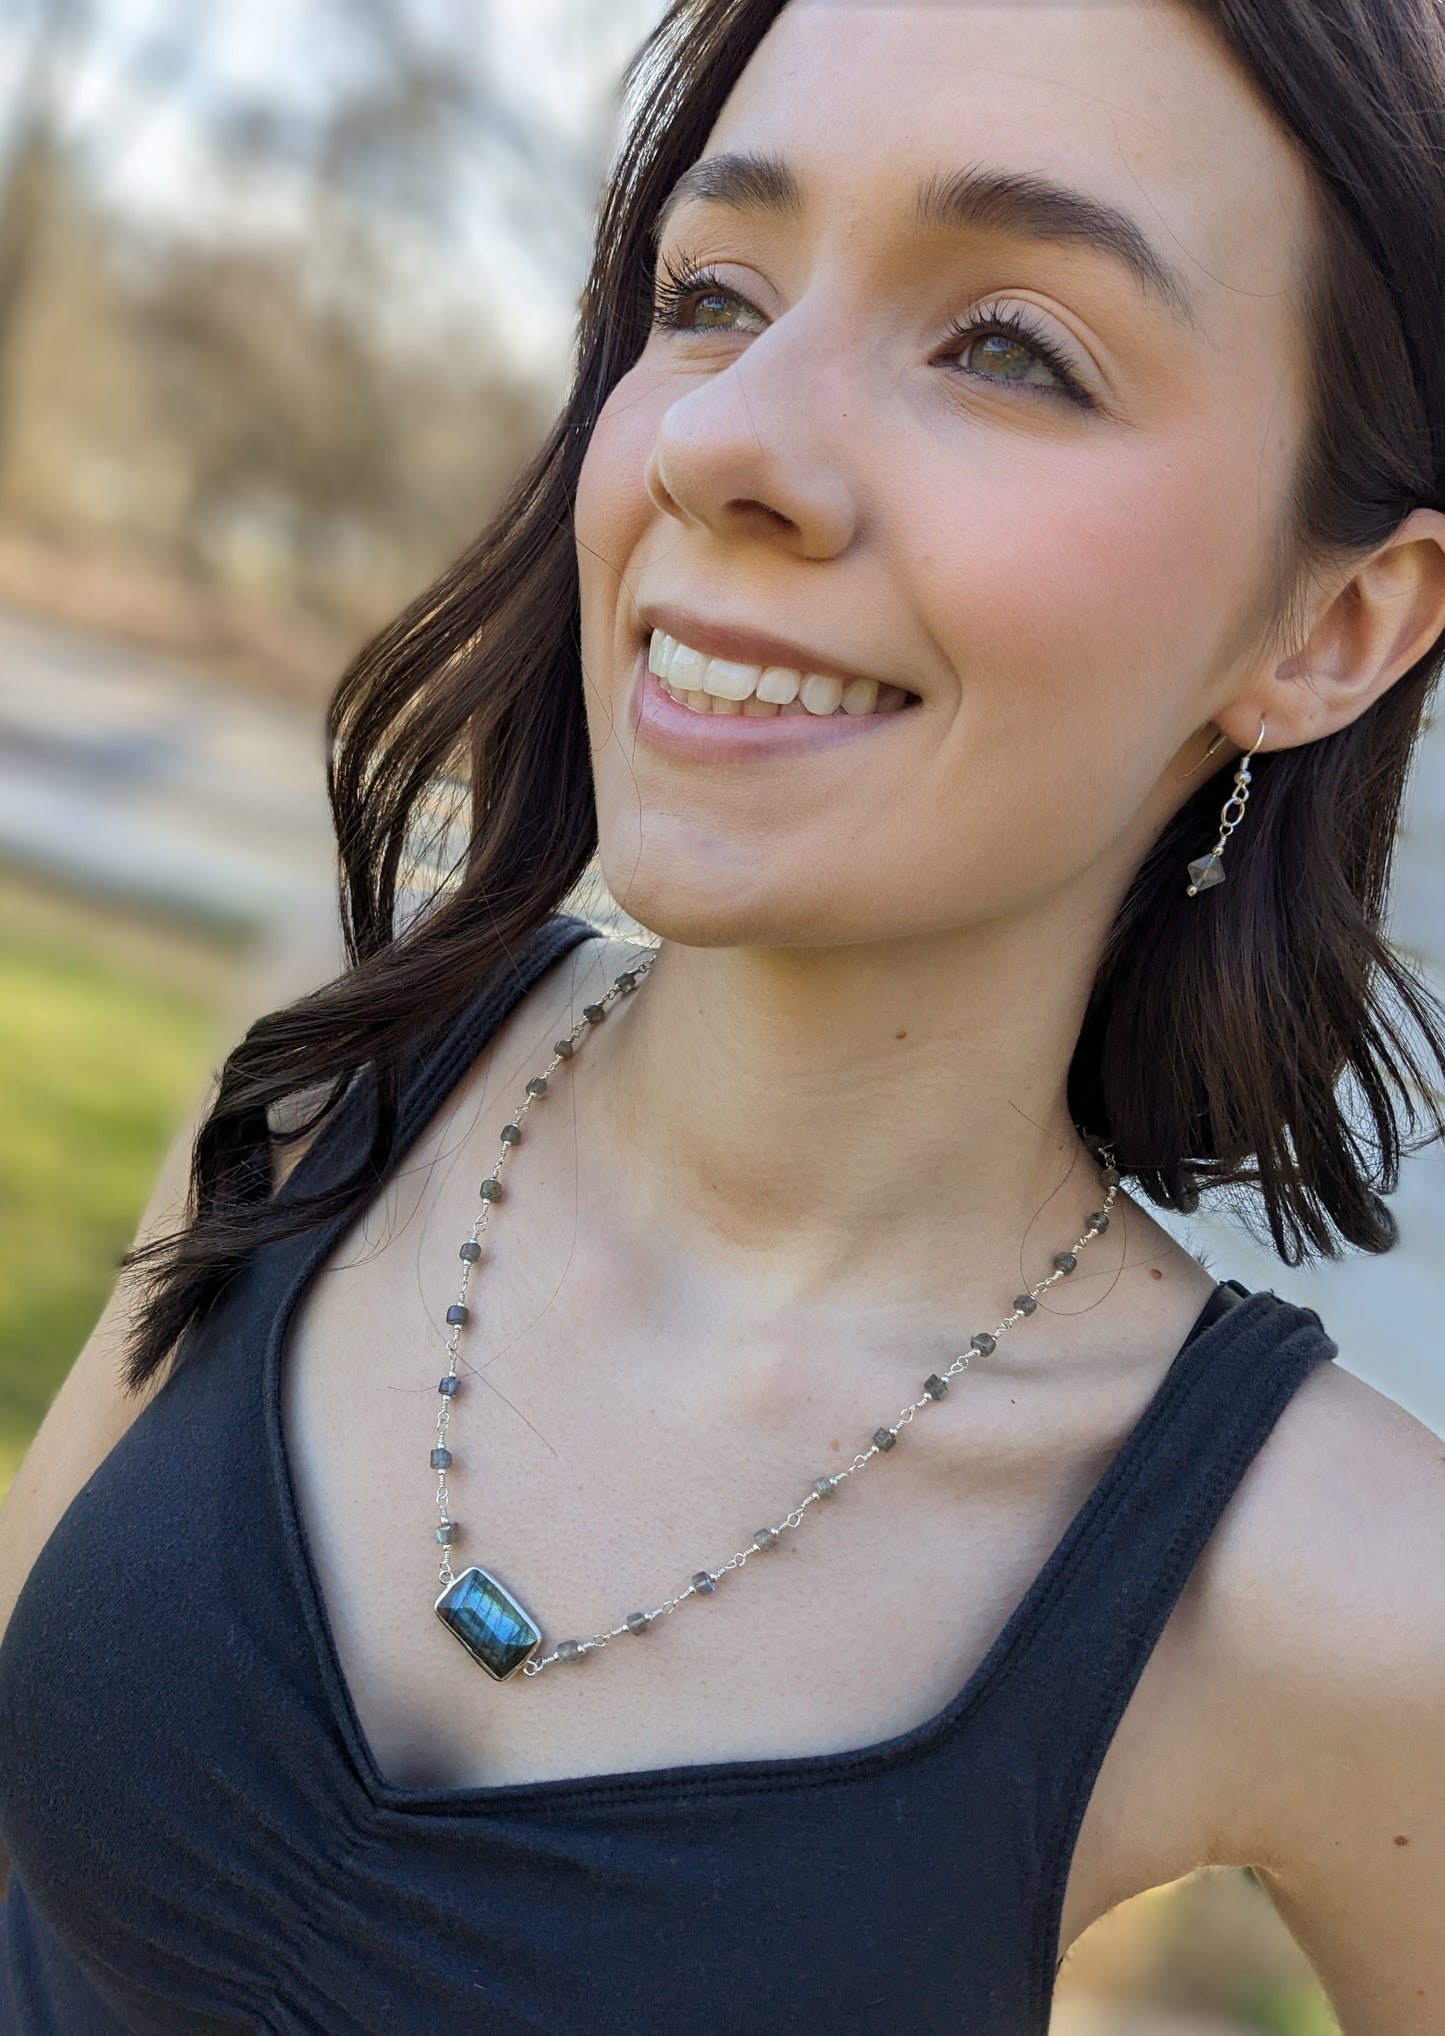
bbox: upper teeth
[647,630,910,717]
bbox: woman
[0,0,1442,2028]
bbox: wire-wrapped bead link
[426,942,1119,1677]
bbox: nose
[643,324,861,562]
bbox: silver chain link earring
[1186,719,1267,897]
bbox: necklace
[431,947,1120,1682]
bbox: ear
[1220,506,1445,753]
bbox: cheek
[872,419,1286,898]
[905,411,1283,761]
[574,371,663,600]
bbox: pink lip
[629,644,918,762]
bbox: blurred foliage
[0,0,599,692]
[1234,1979,1345,2036]
[1057,1869,1341,2035]
[0,873,239,1484]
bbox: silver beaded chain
[431,946,1120,1678]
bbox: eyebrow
[651,150,1201,332]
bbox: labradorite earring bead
[1186,720,1266,897]
[427,943,1120,1681]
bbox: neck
[581,912,1109,1315]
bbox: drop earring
[1185,719,1267,897]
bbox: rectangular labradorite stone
[435,1566,542,1680]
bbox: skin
[1,1,1443,2028]
[566,0,1445,2023]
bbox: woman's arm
[1203,1360,1445,2033]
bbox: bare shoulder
[1189,1351,1445,2031]
[1199,1353,1445,1702]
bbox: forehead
[688,0,1314,311]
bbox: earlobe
[1260,507,1445,750]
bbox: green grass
[0,876,238,1483]
[1234,1981,1344,2036]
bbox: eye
[650,254,1094,412]
[651,250,765,336]
[943,301,1093,410]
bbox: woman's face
[574,0,1317,951]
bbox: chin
[598,852,821,952]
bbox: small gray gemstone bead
[625,1610,651,1635]
[1088,1210,1110,1233]
[1015,1294,1038,1316]
[970,1332,997,1357]
[814,1475,839,1499]
[479,1177,502,1202]
[459,1241,482,1263]
[755,1527,779,1551]
[554,1038,575,1057]
[557,1638,585,1663]
[436,1521,457,1545]
[438,1375,459,1396]
[1101,1166,1121,1188]
[1054,1251,1078,1274]
[692,1571,717,1595]
[446,1304,470,1326]
[582,1004,606,1024]
[500,1124,522,1145]
[873,1427,897,1452]
[525,1076,549,1097]
[430,1447,452,1469]
[614,972,637,992]
[923,1373,948,1400]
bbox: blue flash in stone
[435,1566,543,1680]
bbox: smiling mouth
[647,629,919,718]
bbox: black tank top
[0,911,1338,2036]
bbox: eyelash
[650,251,1094,411]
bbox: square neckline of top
[260,914,1266,1813]
[266,1237,1251,1811]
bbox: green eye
[652,257,762,334]
[943,303,1092,408]
[964,333,1058,387]
[686,287,741,329]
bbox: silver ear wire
[1186,719,1267,897]
[1177,728,1228,782]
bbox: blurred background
[1,2,1438,2028]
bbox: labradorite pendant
[435,1566,543,1680]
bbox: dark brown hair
[120,0,1445,1391]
